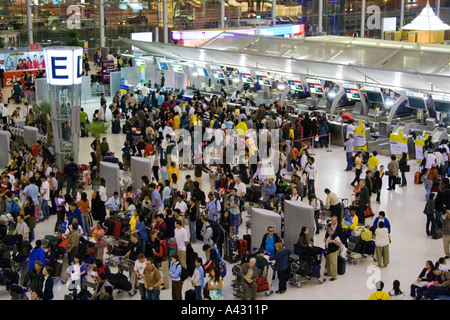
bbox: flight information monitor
[345,88,361,100]
[407,96,427,110]
[241,74,253,83]
[196,67,208,77]
[257,75,271,87]
[212,70,224,79]
[434,101,450,113]
[308,83,323,94]
[366,91,384,104]
[289,80,303,92]
[157,59,169,71]
[172,64,183,73]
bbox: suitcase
[242,234,251,254]
[111,245,128,256]
[237,239,247,259]
[256,275,269,292]
[104,156,119,164]
[362,240,375,255]
[337,255,346,275]
[414,171,423,184]
[105,219,122,238]
[57,236,68,250]
[245,185,261,203]
[196,219,204,241]
[224,238,239,263]
[52,261,62,277]
[431,181,440,193]
[112,119,121,134]
[185,289,197,300]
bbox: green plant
[85,121,110,176]
[66,29,81,47]
[32,101,52,147]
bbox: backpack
[178,263,189,282]
[9,200,20,217]
[167,238,177,259]
[219,260,227,278]
[207,221,220,244]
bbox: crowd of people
[0,68,448,301]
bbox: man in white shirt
[424,149,437,170]
[251,162,268,183]
[174,103,182,117]
[235,176,247,199]
[174,195,187,216]
[174,220,189,269]
[346,120,355,139]
[40,175,50,220]
[134,254,147,300]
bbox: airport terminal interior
[0,0,449,301]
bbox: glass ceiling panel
[284,41,348,61]
[328,45,396,67]
[242,37,297,56]
[200,33,259,52]
[381,50,450,74]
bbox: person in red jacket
[339,112,354,123]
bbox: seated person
[342,207,358,246]
[263,194,278,213]
[296,226,324,260]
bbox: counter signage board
[390,134,408,158]
[415,137,425,163]
[101,60,115,84]
[354,127,367,151]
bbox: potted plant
[32,102,53,148]
[84,121,109,190]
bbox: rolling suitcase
[112,119,121,134]
[337,255,346,275]
[105,219,122,238]
[237,239,247,259]
[196,219,204,241]
[224,238,239,263]
[245,185,261,203]
[242,234,251,254]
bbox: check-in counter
[329,121,346,146]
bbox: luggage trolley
[116,257,137,296]
[288,255,325,288]
[346,227,376,265]
[231,252,274,299]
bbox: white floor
[0,96,446,300]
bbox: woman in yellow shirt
[351,151,363,187]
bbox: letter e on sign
[44,47,83,86]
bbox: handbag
[364,208,374,218]
[403,165,410,172]
[395,176,401,185]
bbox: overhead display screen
[157,59,169,71]
[289,80,303,92]
[196,67,208,77]
[308,83,323,94]
[366,91,384,103]
[172,64,183,73]
[407,97,427,110]
[345,88,361,100]
[434,101,450,113]
[241,74,253,83]
[212,70,224,79]
[257,75,271,87]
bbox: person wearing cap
[424,162,439,201]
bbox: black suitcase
[185,289,197,300]
[224,238,239,263]
[112,119,121,134]
[196,219,204,241]
[338,255,346,275]
[245,186,261,203]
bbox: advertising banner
[0,50,45,87]
[354,127,367,151]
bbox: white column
[99,0,105,47]
[361,0,366,38]
[163,0,168,43]
[318,0,322,33]
[400,0,404,27]
[221,0,225,29]
[272,0,276,26]
[436,0,440,17]
[27,0,33,44]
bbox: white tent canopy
[402,0,450,31]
